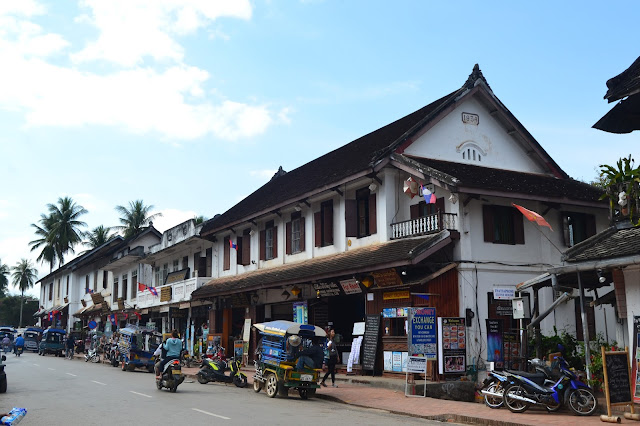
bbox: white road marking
[66,373,77,377]
[192,408,230,420]
[48,368,55,370]
[129,391,152,398]
[91,380,107,386]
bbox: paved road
[1,352,456,425]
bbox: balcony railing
[390,213,457,239]
[135,276,210,308]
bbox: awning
[192,231,454,299]
[73,303,105,317]
[32,308,47,317]
[590,290,616,307]
[516,273,552,291]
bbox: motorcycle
[14,346,23,357]
[0,355,6,393]
[108,343,119,367]
[197,356,247,387]
[84,345,100,363]
[156,358,185,393]
[502,356,598,416]
[480,358,557,409]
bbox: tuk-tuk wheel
[253,379,262,393]
[265,374,278,398]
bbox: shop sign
[383,290,410,300]
[230,292,249,307]
[293,301,308,324]
[146,321,156,331]
[438,317,467,375]
[160,286,172,302]
[371,269,403,288]
[493,286,515,300]
[407,356,427,373]
[408,307,436,360]
[313,282,341,297]
[339,278,362,294]
[169,307,187,318]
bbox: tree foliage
[114,200,162,239]
[0,295,39,327]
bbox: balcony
[135,276,210,308]
[390,213,458,239]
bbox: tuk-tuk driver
[295,338,323,371]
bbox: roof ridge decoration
[464,64,492,91]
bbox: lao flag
[421,185,436,204]
[49,312,53,321]
[229,239,237,250]
[149,286,158,296]
[86,287,93,294]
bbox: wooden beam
[332,187,343,197]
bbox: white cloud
[151,208,198,233]
[0,199,10,219]
[0,1,46,18]
[73,0,252,66]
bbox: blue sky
[0,1,638,297]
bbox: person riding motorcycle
[13,335,24,355]
[155,330,182,378]
[1,336,10,353]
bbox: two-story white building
[191,65,615,375]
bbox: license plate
[300,374,312,382]
[173,369,181,374]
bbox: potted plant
[599,155,640,225]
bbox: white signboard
[407,356,427,373]
[352,322,365,336]
[493,286,515,300]
[242,318,252,342]
[340,278,362,294]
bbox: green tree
[47,196,88,264]
[11,259,38,328]
[0,295,38,327]
[29,213,59,272]
[0,258,9,298]
[114,200,162,239]
[82,225,117,252]
[193,215,207,225]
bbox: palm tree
[0,259,9,297]
[11,259,38,327]
[47,196,88,264]
[29,213,59,272]
[82,225,117,252]
[114,200,162,238]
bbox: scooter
[108,343,119,367]
[197,356,247,387]
[502,356,598,416]
[14,346,23,357]
[156,358,185,393]
[0,355,7,393]
[84,346,100,363]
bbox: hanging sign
[313,282,341,297]
[371,269,403,288]
[383,291,410,300]
[339,279,362,294]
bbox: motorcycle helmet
[288,335,302,347]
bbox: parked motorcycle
[156,358,185,393]
[0,355,6,393]
[502,356,598,415]
[197,356,247,387]
[108,343,119,367]
[84,346,100,363]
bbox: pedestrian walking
[321,329,338,387]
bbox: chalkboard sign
[362,314,381,371]
[603,349,632,405]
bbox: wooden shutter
[285,221,292,255]
[483,205,494,243]
[259,230,266,260]
[300,218,305,251]
[223,237,230,270]
[436,197,445,214]
[272,226,278,259]
[585,214,596,238]
[561,213,570,246]
[345,199,357,237]
[410,204,419,220]
[324,203,333,245]
[241,235,250,265]
[513,208,525,245]
[369,193,377,235]
[314,212,322,247]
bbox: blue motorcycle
[502,356,597,416]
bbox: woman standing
[321,329,338,387]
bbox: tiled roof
[405,157,604,203]
[192,232,452,298]
[563,224,640,262]
[604,55,640,102]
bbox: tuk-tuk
[39,328,66,356]
[252,321,326,399]
[117,325,163,372]
[23,327,43,352]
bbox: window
[346,188,377,238]
[260,220,277,261]
[66,276,69,296]
[94,271,98,292]
[85,275,90,293]
[410,198,444,219]
[286,212,305,255]
[162,263,168,284]
[172,259,179,272]
[483,205,524,245]
[223,236,231,270]
[49,283,53,300]
[237,229,251,266]
[103,271,108,289]
[113,277,119,301]
[182,256,188,270]
[458,142,486,163]
[562,212,596,247]
[154,267,161,287]
[314,200,334,247]
[131,270,137,299]
[122,273,128,301]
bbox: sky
[0,1,638,298]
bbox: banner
[486,319,504,369]
[408,307,436,360]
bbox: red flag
[124,313,128,319]
[138,282,147,292]
[114,313,118,323]
[512,203,553,231]
[134,312,142,320]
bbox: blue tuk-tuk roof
[253,321,326,337]
[43,328,66,334]
[26,327,43,332]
